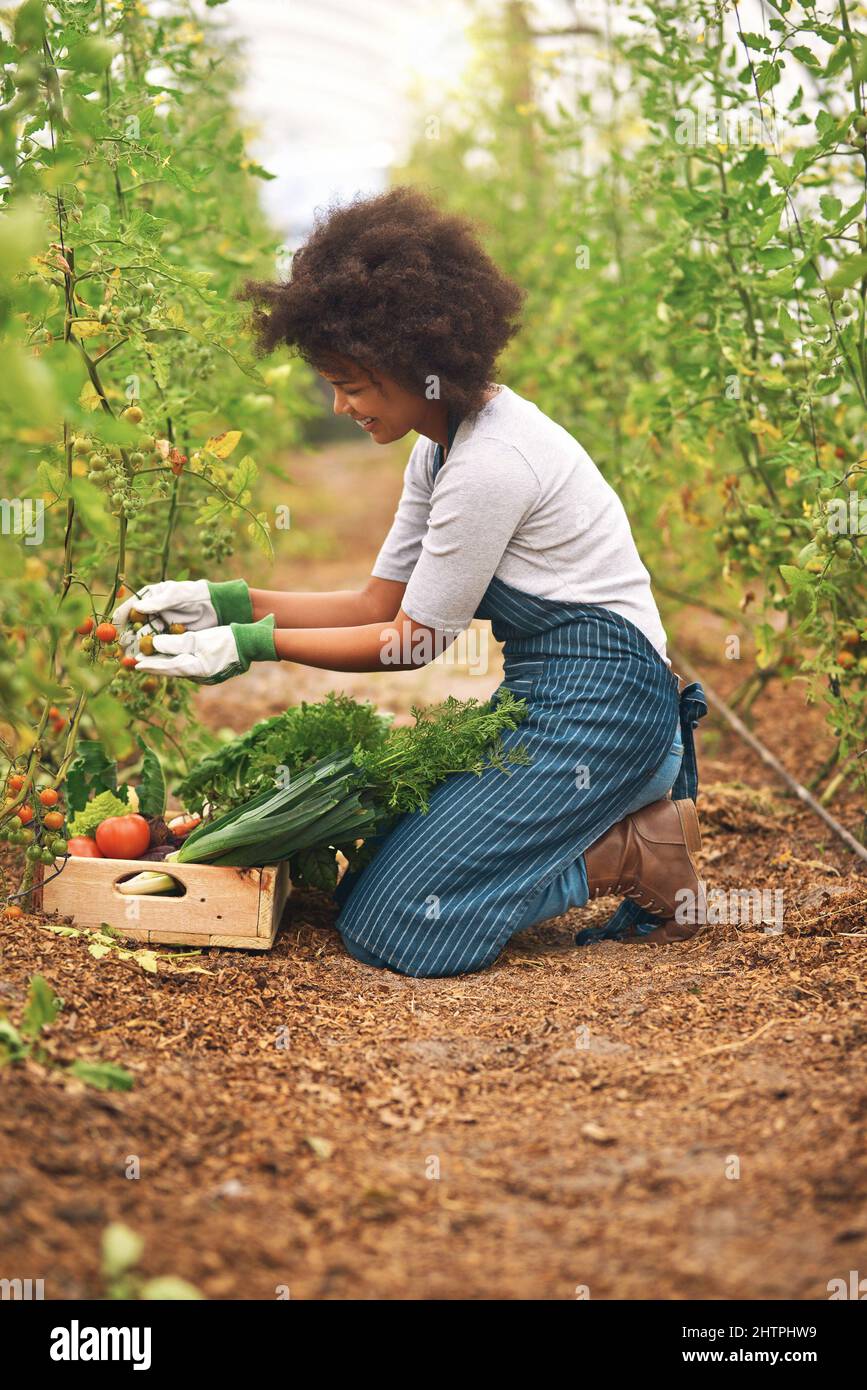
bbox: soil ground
[1,438,865,1300]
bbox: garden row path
[1,437,864,1299]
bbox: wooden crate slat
[37,855,292,951]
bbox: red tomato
[95,813,151,859]
[68,836,103,858]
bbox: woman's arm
[249,575,406,628]
[272,608,457,672]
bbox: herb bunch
[175,690,530,890]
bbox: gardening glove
[131,615,277,685]
[113,578,253,638]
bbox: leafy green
[176,691,530,881]
[69,789,132,838]
[66,741,128,814]
[174,691,390,815]
[68,1060,135,1092]
[135,740,166,820]
[20,975,61,1039]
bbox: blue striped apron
[333,421,708,976]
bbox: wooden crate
[33,854,292,951]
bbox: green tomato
[50,837,68,856]
[797,541,819,567]
[836,538,854,559]
[19,827,35,844]
[25,843,41,861]
[40,847,55,865]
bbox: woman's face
[319,361,445,445]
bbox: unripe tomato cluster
[200,520,235,564]
[715,517,798,570]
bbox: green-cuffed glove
[114,577,253,635]
[131,614,277,685]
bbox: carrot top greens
[174,690,530,891]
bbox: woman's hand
[113,578,253,634]
[130,615,277,685]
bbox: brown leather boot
[584,798,706,945]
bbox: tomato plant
[0,0,316,909]
[400,0,866,805]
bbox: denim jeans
[340,724,686,966]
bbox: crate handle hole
[112,870,187,900]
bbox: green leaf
[819,194,842,222]
[136,740,166,819]
[66,741,119,812]
[36,459,65,497]
[66,478,115,542]
[755,248,794,269]
[779,564,816,592]
[739,32,770,52]
[827,254,867,290]
[293,845,339,892]
[21,974,61,1039]
[768,155,793,188]
[755,60,783,95]
[139,1276,205,1300]
[101,1223,144,1279]
[789,45,821,69]
[778,305,801,341]
[69,1059,135,1091]
[0,1017,26,1060]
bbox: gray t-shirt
[372,384,669,664]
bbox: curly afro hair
[237,186,525,420]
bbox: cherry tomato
[95,622,118,643]
[121,655,138,669]
[76,616,94,636]
[3,904,23,919]
[43,810,65,831]
[7,774,25,793]
[39,787,59,807]
[95,813,151,859]
[67,836,103,858]
[16,805,34,825]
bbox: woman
[115,186,708,977]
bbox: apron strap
[432,407,463,480]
